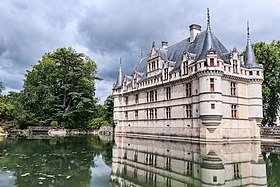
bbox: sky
[0,0,280,104]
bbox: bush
[50,121,59,129]
[88,118,110,130]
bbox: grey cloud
[0,0,280,103]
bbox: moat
[0,136,279,187]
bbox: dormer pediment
[150,42,159,59]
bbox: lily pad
[21,173,30,177]
[66,175,71,179]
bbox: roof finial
[152,41,155,48]
[247,20,251,45]
[207,8,211,31]
[119,57,122,66]
[140,49,143,59]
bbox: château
[112,10,263,141]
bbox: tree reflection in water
[0,136,113,187]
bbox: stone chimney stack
[161,41,168,49]
[189,24,201,43]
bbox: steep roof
[244,22,260,68]
[113,59,124,89]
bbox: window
[135,94,139,104]
[213,176,217,182]
[183,61,188,74]
[146,110,149,119]
[147,91,156,103]
[186,162,193,176]
[135,110,138,119]
[156,60,159,69]
[125,96,128,105]
[234,164,240,179]
[211,104,215,109]
[149,109,154,119]
[231,82,236,96]
[224,66,226,71]
[166,157,171,171]
[150,91,154,102]
[154,109,157,119]
[164,68,168,80]
[231,105,237,118]
[166,87,171,100]
[210,78,214,92]
[233,60,238,73]
[210,58,214,66]
[134,168,138,179]
[256,71,260,76]
[125,111,128,119]
[186,83,192,97]
[249,71,253,75]
[166,107,171,119]
[228,67,231,72]
[204,61,207,67]
[186,105,192,118]
[217,61,220,66]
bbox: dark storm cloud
[0,0,280,102]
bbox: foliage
[20,47,98,128]
[253,41,280,125]
[103,95,114,124]
[0,80,4,94]
[50,121,59,129]
[88,117,110,130]
[0,97,14,120]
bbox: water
[0,136,279,187]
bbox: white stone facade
[113,15,263,141]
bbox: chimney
[162,41,168,49]
[189,24,201,43]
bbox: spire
[205,8,213,50]
[207,8,211,31]
[115,58,123,88]
[247,21,251,45]
[193,8,229,61]
[244,21,258,68]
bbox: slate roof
[114,62,123,89]
[133,25,231,75]
[114,18,259,87]
[244,22,260,68]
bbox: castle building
[112,10,263,141]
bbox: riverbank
[3,125,113,138]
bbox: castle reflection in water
[110,137,267,187]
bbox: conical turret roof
[244,21,259,68]
[114,58,123,88]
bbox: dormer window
[164,68,168,80]
[233,60,238,73]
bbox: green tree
[253,41,280,125]
[103,95,114,124]
[0,80,4,94]
[21,47,98,128]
